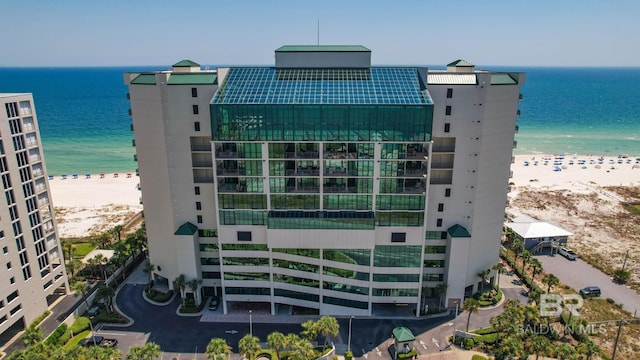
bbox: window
[192,105,199,115]
[441,231,448,239]
[191,87,198,97]
[6,262,11,270]
[237,231,252,241]
[446,88,453,98]
[391,232,406,243]
[194,186,200,195]
[444,123,450,133]
[2,246,7,254]
[437,203,444,212]
[436,218,443,227]
[196,201,202,210]
[194,121,201,131]
[9,277,15,284]
[445,188,451,197]
[197,215,203,224]
[7,290,18,303]
[445,106,452,116]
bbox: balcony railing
[216,150,238,158]
[431,145,455,153]
[285,168,320,176]
[323,186,357,193]
[285,151,319,159]
[285,186,320,193]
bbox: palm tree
[61,240,76,263]
[85,346,122,360]
[206,338,232,360]
[512,238,524,263]
[93,253,109,281]
[65,259,82,278]
[521,250,531,271]
[238,334,261,360]
[527,288,543,306]
[73,282,91,310]
[492,262,506,289]
[142,261,156,288]
[494,335,524,360]
[301,319,318,342]
[434,283,448,308]
[173,274,187,306]
[463,298,480,332]
[527,334,550,360]
[187,278,203,306]
[111,225,123,243]
[529,258,542,282]
[267,332,287,360]
[477,269,490,293]
[316,316,340,350]
[21,324,43,347]
[543,273,560,293]
[93,233,110,249]
[288,336,316,360]
[126,342,161,360]
[96,283,116,313]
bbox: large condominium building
[0,94,69,344]
[125,46,524,316]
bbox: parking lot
[536,253,640,315]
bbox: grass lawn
[63,330,90,350]
[72,243,95,259]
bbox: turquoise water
[1,66,639,174]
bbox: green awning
[491,73,518,85]
[392,327,415,342]
[448,224,471,238]
[167,73,217,85]
[130,74,156,85]
[175,222,198,235]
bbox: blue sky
[1,0,639,67]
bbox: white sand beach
[48,173,142,238]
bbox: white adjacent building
[125,47,525,316]
[0,94,69,343]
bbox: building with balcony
[0,94,69,344]
[125,46,524,316]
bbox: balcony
[217,166,244,176]
[285,168,320,176]
[215,150,238,158]
[128,108,132,116]
[286,186,320,193]
[286,151,319,159]
[133,154,137,162]
[431,145,455,153]
[513,141,518,149]
[323,185,357,193]
[126,92,130,100]
[517,109,521,116]
[132,139,136,146]
[130,123,134,131]
[515,125,519,133]
[519,93,523,100]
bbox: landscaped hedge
[69,317,91,334]
[44,323,67,346]
[472,327,496,335]
[397,349,418,359]
[146,289,174,302]
[471,355,489,360]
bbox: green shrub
[146,290,174,302]
[69,317,91,334]
[607,298,615,304]
[344,350,353,360]
[44,323,68,346]
[463,338,474,350]
[397,349,417,359]
[474,333,498,345]
[91,311,129,324]
[471,355,489,360]
[32,311,51,327]
[472,327,496,335]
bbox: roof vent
[446,59,475,73]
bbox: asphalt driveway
[536,253,640,316]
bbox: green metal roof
[167,73,217,85]
[275,45,370,52]
[130,74,156,85]
[491,73,518,85]
[447,59,474,67]
[175,222,198,235]
[448,224,471,238]
[392,327,415,343]
[173,60,200,67]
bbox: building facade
[125,47,524,316]
[0,94,69,343]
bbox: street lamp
[249,309,253,337]
[347,316,354,352]
[452,301,459,346]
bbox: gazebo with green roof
[390,327,416,359]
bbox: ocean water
[1,66,639,174]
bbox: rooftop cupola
[172,60,201,73]
[446,59,475,72]
[275,45,371,68]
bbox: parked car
[87,306,101,316]
[79,336,118,348]
[208,296,220,311]
[579,286,601,298]
[558,247,578,260]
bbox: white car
[558,247,577,260]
